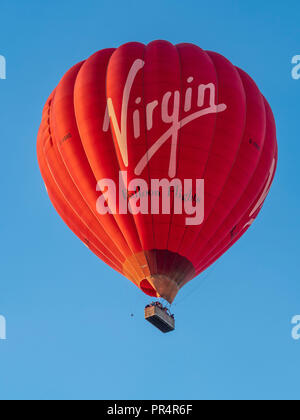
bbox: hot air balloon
[37,41,277,332]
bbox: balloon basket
[145,304,175,333]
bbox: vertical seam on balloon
[73,52,141,264]
[178,54,248,275]
[186,64,250,264]
[71,60,134,263]
[39,107,126,274]
[70,61,143,279]
[173,48,221,286]
[48,78,140,280]
[40,94,137,281]
[102,48,148,261]
[104,44,152,283]
[197,148,277,275]
[195,96,276,274]
[164,43,185,286]
[72,52,141,269]
[52,64,134,265]
[100,49,147,282]
[44,95,121,266]
[192,73,267,268]
[141,42,157,271]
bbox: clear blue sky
[0,0,299,400]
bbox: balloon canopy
[37,41,278,303]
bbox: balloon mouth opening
[140,279,158,298]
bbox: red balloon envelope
[37,41,277,303]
